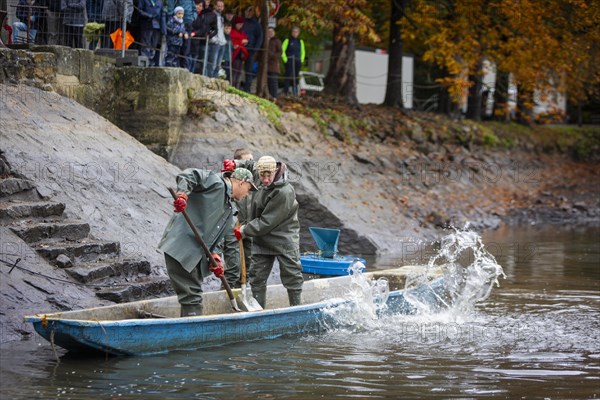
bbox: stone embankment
[1,153,173,303]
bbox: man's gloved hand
[234,226,243,241]
[173,192,188,213]
[222,159,236,172]
[209,253,224,278]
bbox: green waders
[249,250,303,308]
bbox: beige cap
[256,156,277,174]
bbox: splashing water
[323,229,504,331]
[322,261,390,329]
[404,229,505,317]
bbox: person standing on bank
[229,16,248,89]
[158,167,257,317]
[164,6,188,68]
[137,0,164,60]
[206,0,225,77]
[241,5,263,93]
[60,0,85,48]
[266,26,282,99]
[223,156,303,308]
[281,26,305,96]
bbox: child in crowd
[229,16,248,89]
[165,6,189,68]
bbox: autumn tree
[384,0,408,107]
[403,0,600,123]
[255,0,270,98]
[282,0,379,105]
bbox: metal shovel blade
[239,284,262,312]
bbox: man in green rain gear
[223,156,303,308]
[158,167,257,317]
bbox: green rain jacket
[158,169,233,276]
[235,195,251,225]
[240,162,300,254]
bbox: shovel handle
[168,188,241,312]
[238,224,247,286]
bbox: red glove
[222,159,236,172]
[173,193,188,213]
[209,253,224,277]
[234,226,243,240]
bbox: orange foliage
[403,0,600,105]
[280,0,380,43]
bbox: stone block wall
[0,45,232,159]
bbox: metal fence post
[228,40,232,83]
[292,55,296,97]
[202,35,209,76]
[121,0,127,57]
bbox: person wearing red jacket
[229,16,248,89]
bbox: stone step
[9,221,90,243]
[66,259,152,284]
[0,178,38,200]
[33,239,120,263]
[0,200,66,221]
[95,277,174,303]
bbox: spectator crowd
[7,0,307,97]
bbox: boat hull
[24,267,444,356]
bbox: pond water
[1,225,598,399]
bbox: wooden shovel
[168,188,241,312]
[238,235,263,311]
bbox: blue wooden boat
[23,267,443,356]
[300,227,367,276]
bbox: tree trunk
[516,84,534,126]
[255,0,270,98]
[383,0,407,107]
[324,26,358,105]
[493,70,510,122]
[466,60,484,122]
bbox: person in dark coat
[227,156,304,309]
[137,0,163,60]
[282,26,305,96]
[61,0,85,47]
[11,0,42,44]
[193,0,216,73]
[241,5,263,93]
[44,0,63,45]
[223,149,254,289]
[158,168,257,317]
[266,26,281,99]
[188,0,208,73]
